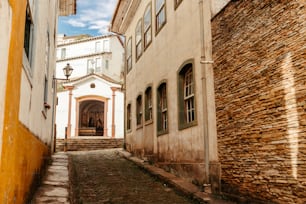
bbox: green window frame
[178,61,197,130]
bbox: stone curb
[117,149,235,204]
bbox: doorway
[78,100,105,136]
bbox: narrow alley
[1,1,305,203]
[32,148,234,204]
[69,149,197,204]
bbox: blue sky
[58,0,117,37]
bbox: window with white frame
[87,59,94,74]
[95,58,102,73]
[95,41,101,52]
[61,48,66,59]
[126,37,132,72]
[156,0,166,33]
[135,20,142,60]
[143,4,152,49]
[103,39,110,52]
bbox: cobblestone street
[69,149,199,204]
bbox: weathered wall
[212,0,306,203]
[0,0,12,160]
[0,0,57,203]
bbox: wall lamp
[54,63,74,80]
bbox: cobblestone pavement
[69,149,200,204]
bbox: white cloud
[66,19,86,28]
[64,0,117,35]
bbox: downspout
[51,76,57,153]
[122,35,127,149]
[199,0,220,193]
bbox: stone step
[56,138,124,152]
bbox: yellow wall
[0,0,49,203]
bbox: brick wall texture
[212,0,306,203]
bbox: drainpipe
[51,76,57,153]
[198,0,220,193]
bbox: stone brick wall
[212,0,306,203]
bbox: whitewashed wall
[56,35,124,81]
[56,77,124,138]
[18,0,58,144]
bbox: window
[126,37,132,72]
[44,32,50,106]
[95,58,102,73]
[105,59,109,69]
[135,20,142,60]
[174,0,183,9]
[143,4,152,49]
[103,40,109,52]
[61,48,66,59]
[95,41,101,52]
[178,62,197,129]
[127,104,132,131]
[157,82,168,135]
[136,95,143,126]
[155,0,166,33]
[24,5,33,61]
[87,59,94,74]
[145,87,153,122]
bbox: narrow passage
[69,149,198,204]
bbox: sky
[58,0,117,37]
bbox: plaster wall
[121,0,230,185]
[0,0,12,160]
[19,0,58,144]
[124,0,204,182]
[0,0,58,203]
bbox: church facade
[55,34,124,138]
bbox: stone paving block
[38,186,69,197]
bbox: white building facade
[55,35,124,138]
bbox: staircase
[56,137,124,152]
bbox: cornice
[56,52,112,62]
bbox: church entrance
[78,100,105,136]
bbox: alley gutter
[116,149,234,204]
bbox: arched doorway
[78,100,105,136]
